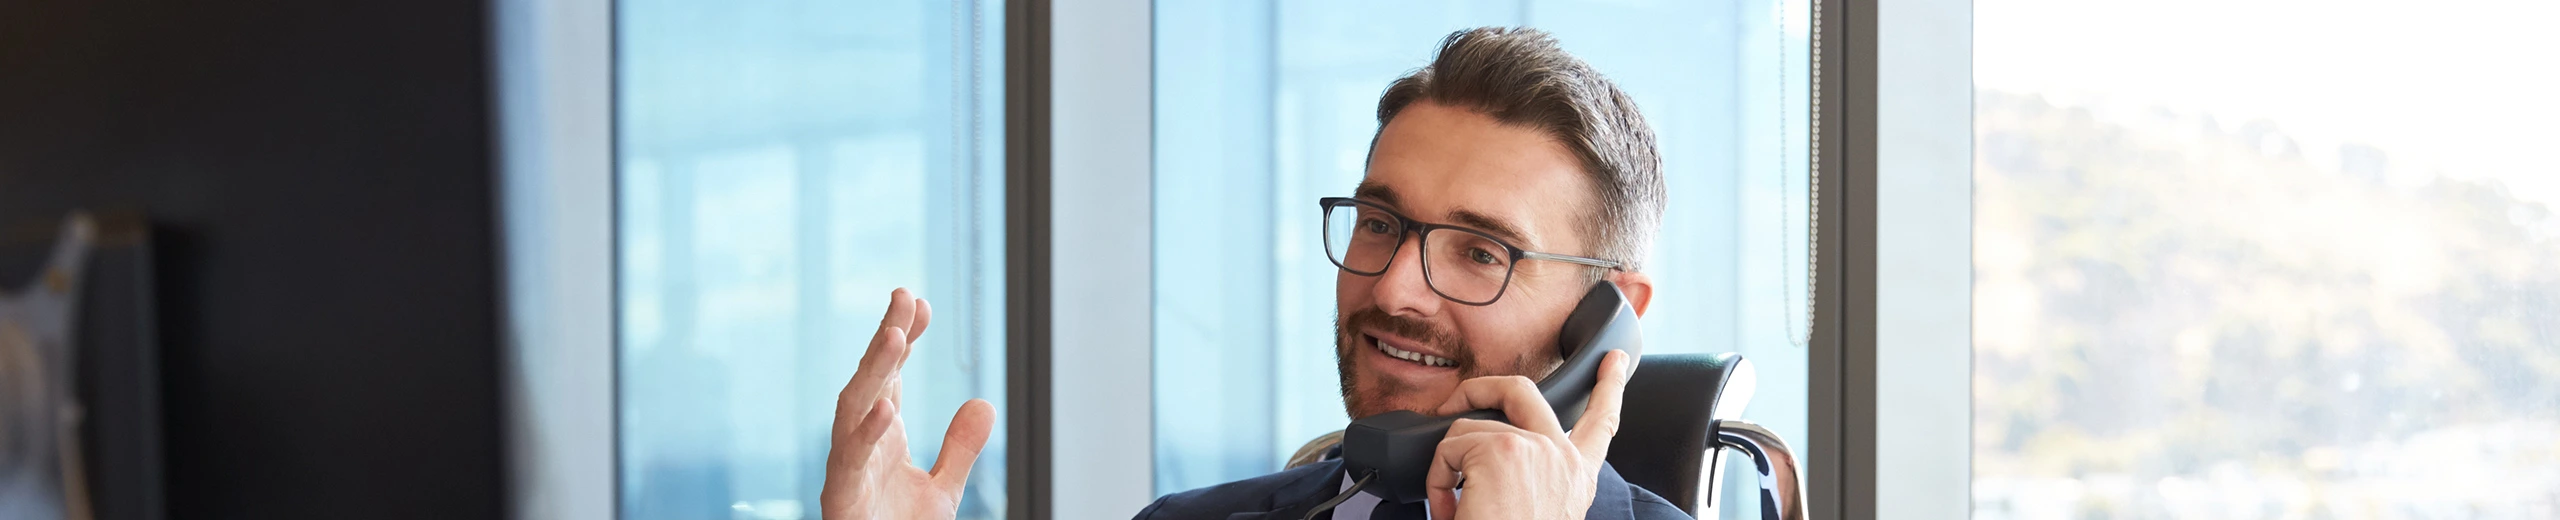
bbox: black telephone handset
[1340,281,1644,504]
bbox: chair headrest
[1606,352,1754,518]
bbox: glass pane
[1974,0,2560,517]
[1421,227,1515,304]
[1325,202,1400,274]
[1151,1,1813,516]
[615,1,1007,519]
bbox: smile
[1369,334,1457,367]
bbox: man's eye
[1362,218,1392,235]
[1469,248,1501,265]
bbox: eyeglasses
[1320,196,1621,306]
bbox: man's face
[1335,101,1605,419]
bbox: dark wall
[1,0,504,518]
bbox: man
[819,27,1684,520]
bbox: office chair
[1608,353,1803,520]
[1285,353,1803,520]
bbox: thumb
[929,398,998,497]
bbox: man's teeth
[1375,340,1456,367]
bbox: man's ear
[1609,271,1654,317]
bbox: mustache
[1341,306,1472,366]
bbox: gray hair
[1372,27,1666,272]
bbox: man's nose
[1370,232,1441,318]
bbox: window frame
[1806,0,1975,517]
[1005,0,1054,519]
[1024,0,1162,518]
[495,0,618,516]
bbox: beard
[1334,306,1556,418]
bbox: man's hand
[821,288,997,520]
[1423,350,1636,520]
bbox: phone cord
[1299,471,1378,520]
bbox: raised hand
[821,288,998,520]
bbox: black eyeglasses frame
[1319,196,1622,306]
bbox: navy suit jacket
[1133,458,1692,520]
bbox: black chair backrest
[1607,352,1753,518]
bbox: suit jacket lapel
[1587,462,1639,520]
[1227,459,1348,520]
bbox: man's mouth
[1367,333,1457,368]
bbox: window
[1973,0,2560,517]
[1149,1,1813,516]
[614,1,1008,519]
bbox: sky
[1975,0,2560,210]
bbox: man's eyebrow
[1350,180,1533,247]
[1352,180,1401,207]
[1448,209,1532,248]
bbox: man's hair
[1372,27,1665,272]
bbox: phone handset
[1338,281,1644,505]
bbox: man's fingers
[929,399,998,497]
[881,288,932,347]
[1427,431,1514,519]
[883,402,913,465]
[835,325,909,439]
[882,288,917,328]
[1444,417,1528,439]
[1432,415,1530,517]
[1432,375,1564,437]
[1568,350,1637,462]
[1427,486,1459,520]
[1423,433,1474,520]
[907,298,933,346]
[836,398,897,472]
[837,290,921,441]
[898,299,932,370]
